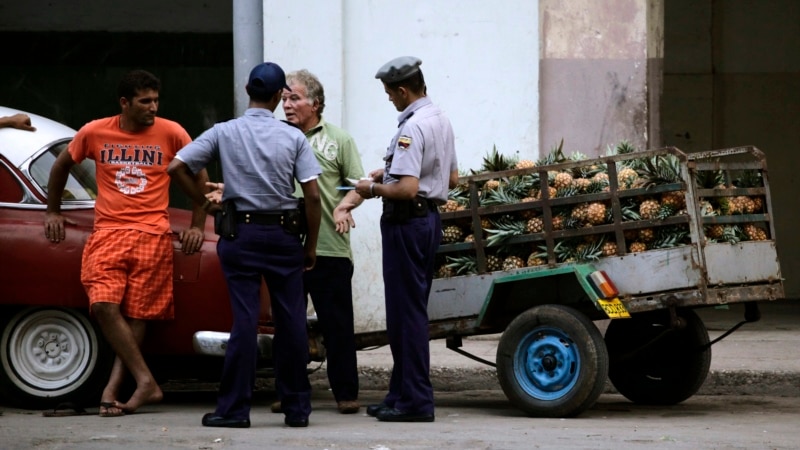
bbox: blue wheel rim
[513,326,579,401]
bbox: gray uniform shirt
[383,97,457,204]
[176,108,321,212]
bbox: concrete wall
[263,0,540,331]
[539,0,663,156]
[662,0,800,297]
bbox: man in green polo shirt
[280,69,366,414]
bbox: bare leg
[99,357,126,417]
[92,303,163,414]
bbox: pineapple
[628,241,647,253]
[743,224,768,241]
[502,256,526,271]
[585,202,607,225]
[660,190,686,210]
[436,264,454,278]
[527,253,546,266]
[552,172,574,190]
[705,224,725,240]
[526,217,544,234]
[551,214,565,231]
[515,159,536,170]
[484,179,500,191]
[592,172,609,185]
[485,254,503,272]
[617,167,638,189]
[441,225,464,244]
[440,199,460,213]
[571,177,592,192]
[463,234,475,243]
[733,196,756,214]
[534,186,557,200]
[638,228,655,242]
[570,203,590,224]
[751,196,764,212]
[602,241,618,256]
[639,199,661,220]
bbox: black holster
[214,200,238,240]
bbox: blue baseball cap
[246,62,291,98]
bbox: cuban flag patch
[397,136,412,149]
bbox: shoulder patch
[397,135,412,149]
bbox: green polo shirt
[299,118,365,260]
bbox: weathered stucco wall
[539,0,663,156]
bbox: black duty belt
[382,196,439,223]
[235,212,285,225]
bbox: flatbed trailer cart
[352,145,783,418]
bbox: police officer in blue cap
[169,61,322,428]
[355,56,458,423]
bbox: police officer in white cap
[355,56,458,423]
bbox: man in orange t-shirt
[44,70,208,417]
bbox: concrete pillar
[540,0,664,156]
[233,0,263,116]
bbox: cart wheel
[0,307,113,409]
[496,304,608,418]
[605,308,711,405]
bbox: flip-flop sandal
[42,402,91,417]
[99,401,125,418]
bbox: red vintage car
[0,106,286,409]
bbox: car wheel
[0,307,112,409]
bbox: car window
[30,142,97,201]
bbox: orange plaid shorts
[81,229,174,320]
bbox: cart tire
[605,308,711,405]
[0,307,113,409]
[496,304,608,418]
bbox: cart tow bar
[697,301,762,352]
[446,336,497,368]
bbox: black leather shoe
[375,407,435,423]
[202,413,251,428]
[366,403,389,417]
[284,417,309,428]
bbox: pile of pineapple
[435,141,771,279]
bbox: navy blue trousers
[380,211,441,414]
[304,256,358,402]
[215,223,311,421]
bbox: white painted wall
[264,1,540,332]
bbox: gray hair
[286,69,326,117]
